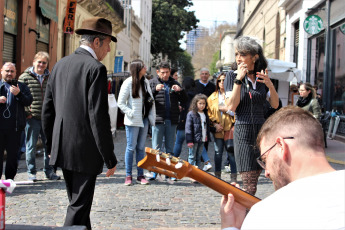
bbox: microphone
[244,76,250,90]
[234,70,250,90]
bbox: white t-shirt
[198,111,207,142]
[242,170,345,230]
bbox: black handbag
[224,126,234,152]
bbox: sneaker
[28,173,37,182]
[166,178,175,185]
[46,172,61,180]
[124,176,132,186]
[137,176,149,185]
[224,165,231,173]
[148,172,157,181]
[203,162,212,171]
[145,172,154,178]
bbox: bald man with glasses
[0,62,33,180]
[220,106,344,230]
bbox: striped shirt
[224,70,269,125]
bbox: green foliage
[209,51,219,76]
[151,0,198,63]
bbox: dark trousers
[62,169,97,230]
[0,129,21,179]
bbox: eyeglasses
[4,70,15,73]
[217,79,225,83]
[37,61,47,65]
[256,137,294,169]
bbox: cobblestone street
[4,130,344,230]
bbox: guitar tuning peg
[175,159,183,169]
[166,156,171,165]
[156,154,160,162]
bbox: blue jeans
[173,129,185,157]
[188,142,205,168]
[201,146,211,163]
[152,120,176,153]
[125,118,149,177]
[25,118,53,176]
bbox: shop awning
[266,59,301,82]
[39,0,58,22]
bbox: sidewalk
[325,138,345,169]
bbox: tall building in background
[132,0,152,71]
[186,27,209,56]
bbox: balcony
[77,0,125,33]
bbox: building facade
[280,0,345,136]
[1,0,59,73]
[236,0,286,60]
[218,30,236,72]
[186,27,209,57]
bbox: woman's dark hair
[189,93,208,113]
[182,77,195,90]
[170,68,177,77]
[232,36,268,73]
[130,59,145,98]
[215,72,226,92]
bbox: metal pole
[323,0,331,111]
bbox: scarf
[296,93,313,108]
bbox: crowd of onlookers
[1,17,344,229]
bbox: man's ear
[277,137,290,163]
[94,38,100,48]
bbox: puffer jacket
[118,77,156,127]
[185,110,213,144]
[149,76,187,124]
[207,91,235,139]
[18,67,49,120]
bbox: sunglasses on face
[37,61,47,65]
[217,79,225,83]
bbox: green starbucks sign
[304,15,323,35]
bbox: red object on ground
[0,189,5,230]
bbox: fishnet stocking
[240,170,262,195]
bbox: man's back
[42,47,116,175]
[242,170,345,229]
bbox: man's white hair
[200,68,209,73]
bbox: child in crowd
[185,94,214,170]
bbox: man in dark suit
[42,17,118,229]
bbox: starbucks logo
[304,15,323,35]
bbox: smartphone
[10,79,18,86]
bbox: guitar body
[138,147,261,209]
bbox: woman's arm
[311,99,322,119]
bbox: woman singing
[224,36,279,195]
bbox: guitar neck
[187,167,261,208]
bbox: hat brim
[75,28,117,42]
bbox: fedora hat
[75,17,117,42]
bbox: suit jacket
[42,47,117,175]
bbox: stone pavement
[3,130,345,230]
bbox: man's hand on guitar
[187,143,194,148]
[220,193,247,229]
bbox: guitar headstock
[138,147,192,179]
